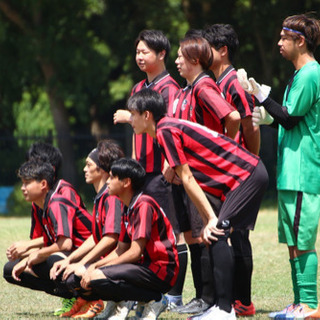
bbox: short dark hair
[135,29,171,62]
[283,14,320,53]
[203,24,239,64]
[127,89,166,123]
[180,36,213,70]
[26,142,62,180]
[18,159,55,189]
[110,158,146,192]
[97,139,124,173]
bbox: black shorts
[172,184,204,238]
[216,160,269,230]
[100,263,171,293]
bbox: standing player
[127,89,268,320]
[113,29,188,309]
[238,13,320,319]
[3,159,92,305]
[78,158,179,320]
[203,24,260,317]
[169,35,240,315]
[50,140,124,318]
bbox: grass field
[0,208,317,319]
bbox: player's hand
[237,68,271,103]
[26,250,43,268]
[202,218,225,245]
[162,163,175,183]
[252,106,274,126]
[12,259,28,281]
[113,109,131,124]
[80,265,95,290]
[63,262,86,281]
[50,258,69,280]
[6,241,28,260]
[237,68,253,92]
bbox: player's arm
[241,116,261,155]
[6,237,44,261]
[262,97,303,130]
[113,109,131,124]
[27,235,72,267]
[79,234,118,266]
[50,235,96,280]
[224,110,241,139]
[91,240,130,269]
[174,163,224,244]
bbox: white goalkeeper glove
[237,68,271,103]
[252,106,274,126]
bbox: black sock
[168,243,188,296]
[230,230,253,305]
[200,244,215,305]
[208,235,234,313]
[189,243,202,298]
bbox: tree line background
[0,0,319,213]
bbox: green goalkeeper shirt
[277,60,320,194]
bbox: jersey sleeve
[47,201,74,241]
[197,83,235,120]
[157,126,187,168]
[230,82,255,118]
[130,202,153,241]
[102,195,122,236]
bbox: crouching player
[3,159,92,305]
[127,89,268,320]
[79,158,179,320]
[49,140,124,318]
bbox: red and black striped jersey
[119,192,179,286]
[30,179,87,240]
[168,72,235,134]
[41,193,92,250]
[91,184,122,249]
[156,117,260,201]
[216,66,255,147]
[132,70,180,173]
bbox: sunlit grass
[1,209,319,319]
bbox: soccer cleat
[289,303,318,319]
[127,301,146,320]
[187,305,236,320]
[108,301,135,320]
[234,300,256,316]
[165,294,183,311]
[60,297,87,317]
[54,297,76,316]
[269,304,297,319]
[71,300,104,318]
[176,298,210,314]
[93,301,117,319]
[139,294,168,319]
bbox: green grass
[0,209,318,319]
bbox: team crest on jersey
[181,99,188,111]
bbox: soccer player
[127,89,268,320]
[49,140,124,318]
[113,29,188,309]
[4,142,89,316]
[3,159,92,303]
[169,35,240,315]
[237,13,320,319]
[172,35,240,138]
[203,24,260,316]
[78,158,179,320]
